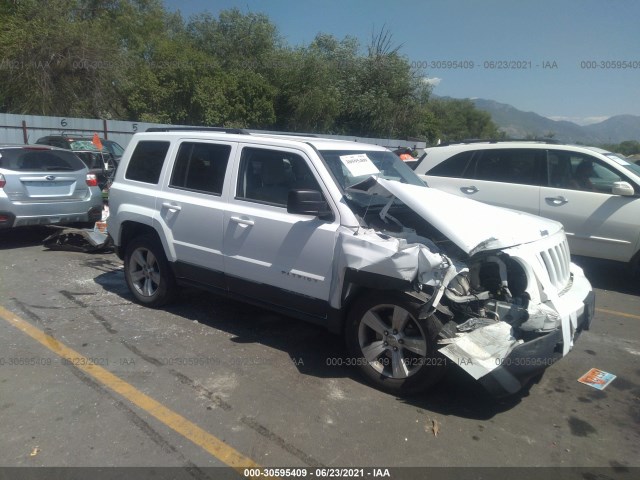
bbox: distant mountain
[582,115,640,143]
[466,98,640,144]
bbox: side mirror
[611,181,635,196]
[287,189,332,218]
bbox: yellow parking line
[596,307,640,320]
[0,305,261,474]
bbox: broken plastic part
[520,303,562,332]
[456,317,498,332]
[43,227,113,253]
[378,198,403,230]
[438,321,522,380]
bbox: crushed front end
[432,230,594,396]
[337,176,594,396]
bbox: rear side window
[427,151,473,177]
[0,148,85,171]
[75,151,103,169]
[169,142,231,195]
[472,149,544,185]
[125,141,170,184]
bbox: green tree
[0,0,126,117]
[104,4,277,127]
[0,2,492,141]
[187,9,281,70]
[336,28,428,138]
[267,35,359,133]
[178,9,279,126]
[600,140,640,156]
[427,98,501,143]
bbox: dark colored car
[102,139,125,160]
[35,135,124,189]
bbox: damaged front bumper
[333,178,595,396]
[426,229,596,396]
[472,289,594,397]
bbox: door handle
[162,202,182,211]
[461,186,478,194]
[546,196,568,206]
[230,216,254,226]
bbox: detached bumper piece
[43,226,113,253]
[480,291,595,397]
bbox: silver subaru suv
[0,145,104,229]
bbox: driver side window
[236,148,322,207]
[563,153,622,193]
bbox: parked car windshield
[605,153,640,177]
[69,140,105,153]
[319,149,425,208]
[0,148,86,171]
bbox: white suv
[414,141,640,269]
[108,129,594,396]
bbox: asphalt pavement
[0,227,638,480]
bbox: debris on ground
[425,417,440,437]
[432,419,440,437]
[577,368,617,390]
[43,226,113,253]
[29,446,40,457]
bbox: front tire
[124,235,176,307]
[346,291,446,395]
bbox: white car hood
[354,177,563,255]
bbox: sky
[164,0,640,125]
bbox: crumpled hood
[351,177,563,255]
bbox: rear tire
[124,235,176,307]
[346,291,446,395]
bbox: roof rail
[250,131,318,138]
[145,127,251,135]
[436,137,562,147]
[44,131,95,139]
[497,137,562,144]
[435,138,497,146]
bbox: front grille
[538,237,571,291]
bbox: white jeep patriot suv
[108,128,594,396]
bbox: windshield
[605,153,640,177]
[69,140,105,153]
[319,149,425,208]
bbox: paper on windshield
[339,154,380,177]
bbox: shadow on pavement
[94,271,532,419]
[0,226,57,249]
[398,367,537,420]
